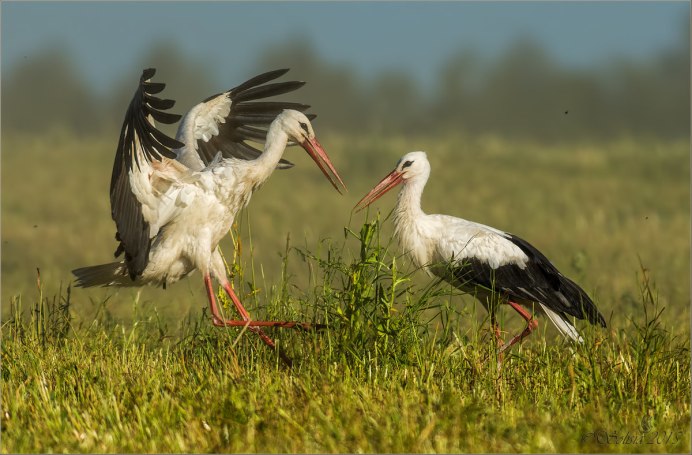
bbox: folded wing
[435,219,606,328]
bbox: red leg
[499,301,539,354]
[205,276,325,330]
[489,306,505,371]
[490,310,504,347]
[204,275,327,330]
[489,309,506,369]
[204,274,295,366]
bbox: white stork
[72,68,346,363]
[355,151,606,358]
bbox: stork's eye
[402,160,414,169]
[299,122,309,133]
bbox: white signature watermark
[580,416,684,446]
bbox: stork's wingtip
[276,161,295,170]
[264,68,291,79]
[141,68,156,81]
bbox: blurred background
[3,2,689,140]
[2,2,689,332]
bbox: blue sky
[2,1,689,94]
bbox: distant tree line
[3,25,688,142]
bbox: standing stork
[72,68,346,363]
[355,151,606,359]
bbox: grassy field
[1,131,690,452]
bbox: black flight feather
[192,69,310,169]
[231,81,307,103]
[506,234,607,327]
[450,233,606,328]
[109,68,183,280]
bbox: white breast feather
[122,142,252,284]
[176,186,195,208]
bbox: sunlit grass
[2,218,689,453]
[1,131,689,452]
[2,132,689,327]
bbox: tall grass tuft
[288,215,452,369]
[5,269,72,349]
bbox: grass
[1,131,690,452]
[2,217,690,453]
[1,131,689,326]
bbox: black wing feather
[451,233,606,327]
[506,234,606,327]
[109,68,184,280]
[144,95,176,110]
[142,81,165,95]
[232,101,311,115]
[224,68,290,95]
[193,69,311,169]
[197,131,294,170]
[234,125,271,142]
[231,81,307,103]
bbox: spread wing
[174,68,316,171]
[110,68,185,280]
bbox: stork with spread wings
[73,68,346,365]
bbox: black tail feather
[72,262,131,288]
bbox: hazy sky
[2,1,689,93]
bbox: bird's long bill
[301,137,347,194]
[354,169,403,212]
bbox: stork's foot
[210,316,328,368]
[494,301,539,368]
[297,322,329,331]
[211,318,327,330]
[205,274,328,368]
[212,317,294,367]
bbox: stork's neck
[394,176,427,229]
[393,174,434,269]
[250,126,290,185]
[211,124,289,208]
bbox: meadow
[1,131,690,452]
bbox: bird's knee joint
[528,318,538,331]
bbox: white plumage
[356,151,606,357]
[175,93,233,169]
[73,68,345,364]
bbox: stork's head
[354,151,430,212]
[394,151,430,181]
[274,109,346,193]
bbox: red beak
[301,137,347,194]
[354,168,403,212]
